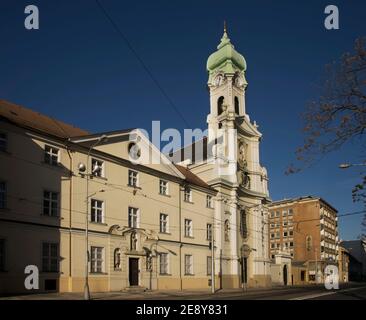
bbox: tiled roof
[1,100,214,193]
[0,99,89,139]
[169,137,208,164]
[174,164,213,190]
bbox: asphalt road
[2,282,366,300]
[133,283,366,300]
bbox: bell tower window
[235,97,239,115]
[218,96,224,115]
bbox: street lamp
[78,134,108,300]
[339,163,366,169]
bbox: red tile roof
[0,99,89,139]
[175,164,212,190]
[0,100,214,192]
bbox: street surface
[1,282,365,300]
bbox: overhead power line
[95,0,191,128]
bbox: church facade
[0,28,271,294]
[172,26,271,288]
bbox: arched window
[306,235,312,251]
[218,96,224,115]
[235,96,239,115]
[224,220,230,242]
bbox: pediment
[236,116,262,138]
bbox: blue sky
[0,0,365,240]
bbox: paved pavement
[1,282,366,300]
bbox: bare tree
[287,37,366,238]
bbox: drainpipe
[179,184,183,291]
[66,146,73,290]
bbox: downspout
[66,144,73,291]
[179,184,183,291]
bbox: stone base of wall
[248,275,272,288]
[65,277,109,293]
[0,274,272,294]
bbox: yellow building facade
[0,101,219,294]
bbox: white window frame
[184,219,193,237]
[0,181,6,209]
[184,187,192,203]
[206,195,213,208]
[42,242,59,272]
[43,190,59,217]
[128,207,139,228]
[0,132,7,152]
[128,170,139,187]
[206,223,212,241]
[44,145,59,166]
[184,254,193,275]
[90,199,104,223]
[159,253,169,275]
[160,213,169,233]
[90,246,104,273]
[159,180,169,195]
[91,158,105,178]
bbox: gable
[73,129,185,179]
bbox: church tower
[204,24,271,288]
[174,24,271,288]
[206,23,248,136]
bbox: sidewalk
[1,282,362,300]
[0,285,318,300]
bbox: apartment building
[341,240,366,281]
[268,196,339,283]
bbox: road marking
[290,286,366,300]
